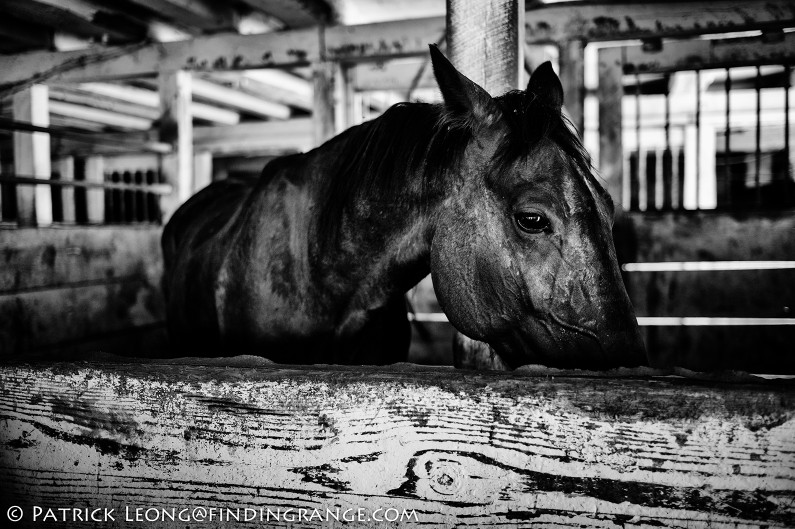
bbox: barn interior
[0,0,794,373]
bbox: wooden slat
[84,155,104,224]
[12,85,51,226]
[0,226,163,293]
[0,363,793,526]
[525,0,795,43]
[619,32,795,75]
[0,280,163,354]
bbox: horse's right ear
[429,44,500,125]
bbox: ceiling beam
[0,17,445,87]
[3,0,793,89]
[70,82,240,125]
[121,0,238,33]
[208,70,313,111]
[238,0,335,28]
[191,78,291,119]
[49,100,153,130]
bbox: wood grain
[1,362,793,527]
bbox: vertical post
[312,25,336,146]
[12,85,52,227]
[313,61,337,146]
[84,156,105,224]
[597,47,624,205]
[57,157,75,224]
[334,64,356,133]
[560,39,585,134]
[159,70,193,222]
[193,151,213,193]
[446,0,525,95]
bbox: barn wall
[0,226,167,358]
[618,211,795,372]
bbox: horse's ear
[526,61,563,113]
[429,44,499,124]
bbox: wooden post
[158,70,193,221]
[334,63,355,133]
[192,151,212,193]
[560,39,585,134]
[598,47,624,204]
[84,155,104,224]
[12,85,52,227]
[57,157,76,223]
[446,0,525,95]
[312,61,337,146]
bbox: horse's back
[161,177,254,353]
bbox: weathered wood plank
[0,363,793,527]
[525,0,795,43]
[158,71,193,220]
[0,226,162,297]
[0,279,164,354]
[617,31,795,75]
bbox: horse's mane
[316,88,597,251]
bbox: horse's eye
[514,212,551,234]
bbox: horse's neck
[307,131,437,312]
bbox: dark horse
[162,46,646,368]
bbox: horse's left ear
[526,61,563,113]
[429,44,500,124]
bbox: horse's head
[427,46,646,369]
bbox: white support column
[57,156,75,223]
[84,155,105,224]
[12,85,52,226]
[159,70,193,221]
[312,61,337,147]
[193,151,212,193]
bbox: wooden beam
[238,0,335,27]
[122,0,237,33]
[0,363,793,526]
[618,31,795,74]
[191,78,291,120]
[159,71,193,219]
[75,82,240,125]
[49,100,153,130]
[12,85,51,227]
[197,119,311,156]
[353,58,436,92]
[0,17,446,87]
[209,70,313,111]
[49,87,161,121]
[525,0,795,43]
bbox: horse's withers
[426,46,646,369]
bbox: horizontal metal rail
[0,173,172,195]
[622,261,795,272]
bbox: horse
[161,45,647,369]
